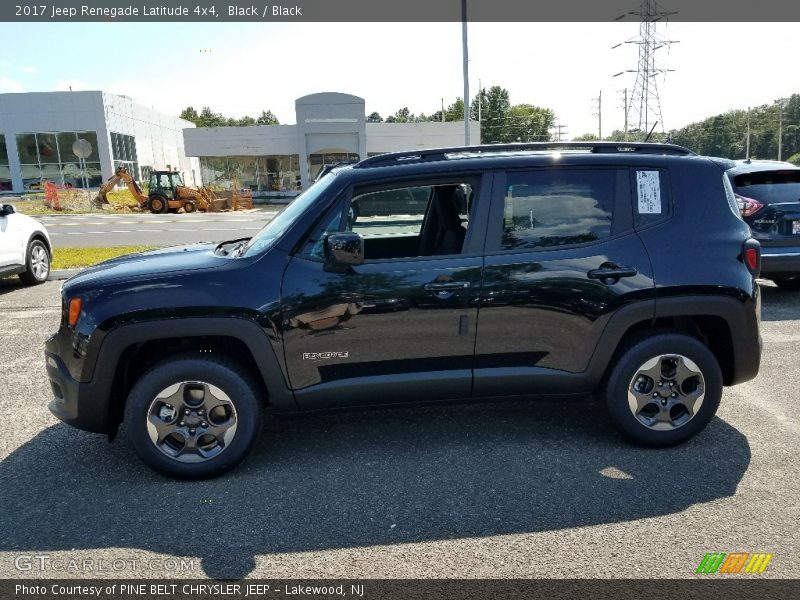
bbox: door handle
[587,265,638,282]
[423,281,471,291]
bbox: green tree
[573,133,600,141]
[386,107,412,123]
[179,106,199,124]
[445,98,464,122]
[366,111,383,123]
[480,86,511,143]
[505,104,554,142]
[256,110,280,125]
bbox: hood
[65,243,226,288]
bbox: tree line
[575,94,800,164]
[367,85,556,145]
[177,86,556,145]
[179,106,280,127]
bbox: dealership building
[0,91,198,193]
[0,91,479,195]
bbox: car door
[473,166,655,396]
[280,174,491,409]
[0,208,25,268]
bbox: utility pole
[441,98,445,123]
[593,90,603,139]
[746,107,751,160]
[777,100,784,161]
[617,88,629,141]
[478,78,482,123]
[553,124,568,142]
[461,0,470,145]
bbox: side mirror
[324,232,364,270]
[0,204,15,217]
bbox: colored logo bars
[697,552,773,574]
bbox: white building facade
[183,92,481,196]
[0,91,199,193]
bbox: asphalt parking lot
[0,278,798,580]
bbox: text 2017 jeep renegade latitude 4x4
[45,142,762,478]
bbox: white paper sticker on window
[636,170,662,214]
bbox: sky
[0,21,797,138]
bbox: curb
[49,269,81,281]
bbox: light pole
[462,0,470,145]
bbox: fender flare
[91,317,296,414]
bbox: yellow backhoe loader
[94,167,218,213]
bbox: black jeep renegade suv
[45,142,762,478]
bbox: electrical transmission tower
[613,0,678,135]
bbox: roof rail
[355,141,695,168]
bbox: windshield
[242,174,337,257]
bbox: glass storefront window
[199,155,301,193]
[37,133,59,163]
[0,135,8,165]
[16,134,38,164]
[75,131,100,161]
[14,131,101,189]
[57,132,79,161]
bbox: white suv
[0,203,52,285]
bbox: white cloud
[22,65,37,74]
[0,77,24,93]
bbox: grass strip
[52,246,156,270]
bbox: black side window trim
[484,166,633,255]
[295,172,492,263]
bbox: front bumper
[45,336,110,434]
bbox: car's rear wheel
[603,333,722,447]
[18,239,50,285]
[773,277,800,291]
[123,355,262,478]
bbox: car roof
[332,142,710,183]
[724,159,800,177]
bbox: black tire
[18,239,50,285]
[183,201,197,213]
[773,277,800,291]
[123,355,263,479]
[603,332,722,447]
[148,194,168,214]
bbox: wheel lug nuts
[184,409,191,415]
[201,421,207,428]
[671,392,678,398]
[658,381,663,387]
[652,392,659,397]
[669,382,674,387]
[179,421,185,426]
[189,428,196,435]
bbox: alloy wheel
[145,381,238,463]
[627,354,706,431]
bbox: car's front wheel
[18,239,50,285]
[123,355,263,478]
[603,333,722,447]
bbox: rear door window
[500,169,616,250]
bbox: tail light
[742,239,761,277]
[735,193,764,218]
